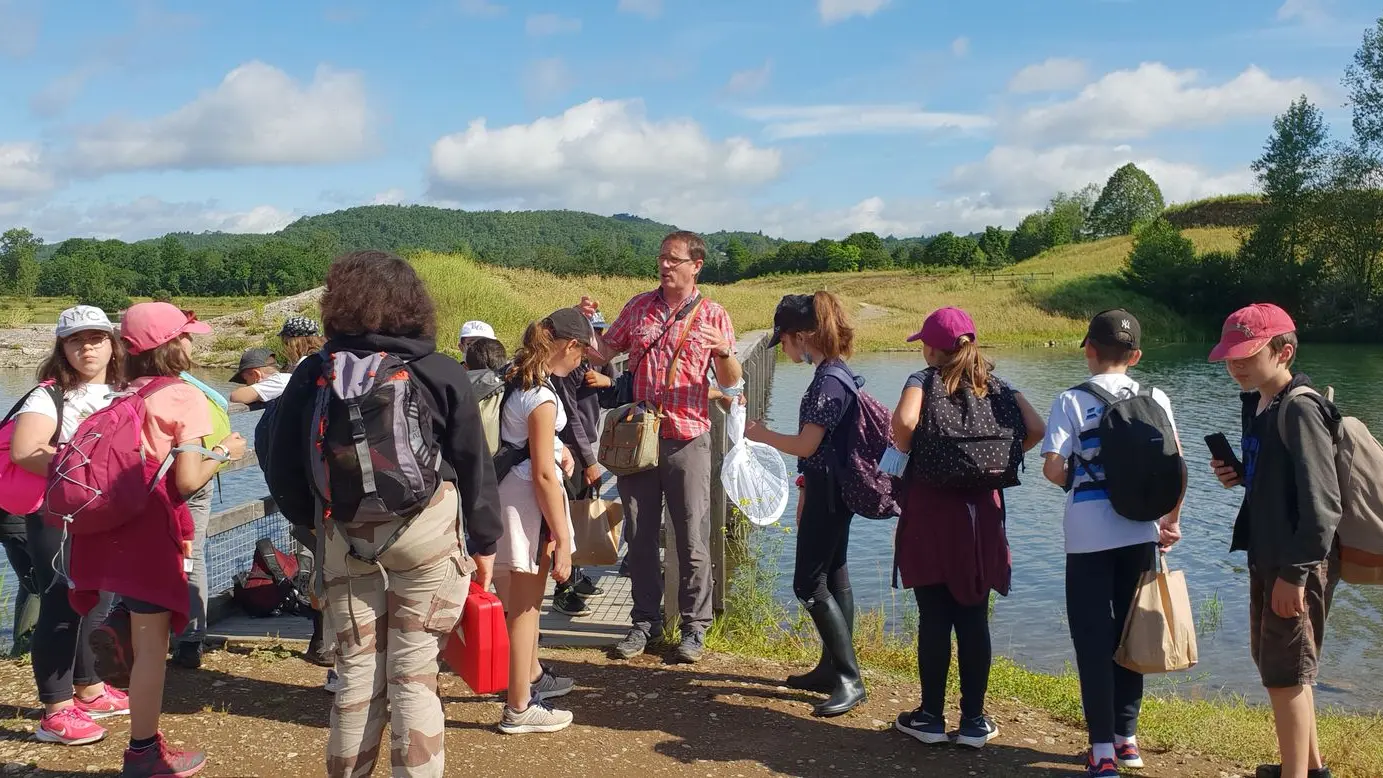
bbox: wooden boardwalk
[208,561,634,650]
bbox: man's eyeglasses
[658,253,696,268]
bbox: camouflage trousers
[322,484,471,778]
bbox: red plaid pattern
[603,289,736,440]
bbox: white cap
[459,320,496,341]
[55,305,114,338]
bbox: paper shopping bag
[570,497,624,567]
[1115,554,1199,674]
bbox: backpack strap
[659,298,707,415]
[1,381,65,448]
[1065,382,1119,494]
[1073,381,1119,407]
[1275,385,1334,448]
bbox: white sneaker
[324,669,342,694]
[498,698,573,734]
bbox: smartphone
[1204,433,1244,477]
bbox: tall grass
[410,228,1234,354]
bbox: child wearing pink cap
[75,302,246,778]
[889,307,1044,749]
[1209,303,1340,778]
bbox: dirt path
[0,646,1252,777]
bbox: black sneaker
[953,715,999,749]
[613,627,650,660]
[617,559,631,578]
[573,574,605,600]
[674,630,705,663]
[1255,766,1332,778]
[894,708,949,745]
[552,590,592,617]
[173,641,203,670]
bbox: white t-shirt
[1041,373,1178,554]
[250,357,307,403]
[499,384,567,481]
[17,383,115,444]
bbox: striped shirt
[603,288,736,441]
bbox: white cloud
[30,64,102,118]
[818,0,890,25]
[1014,62,1319,144]
[23,197,295,242]
[617,0,662,19]
[371,188,408,206]
[524,58,574,101]
[428,98,781,217]
[945,144,1255,212]
[724,61,772,96]
[66,61,374,175]
[525,13,581,36]
[1277,0,1330,25]
[1008,58,1090,93]
[741,104,993,140]
[458,0,505,17]
[0,142,56,196]
[0,0,41,59]
[951,37,970,57]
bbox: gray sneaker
[613,627,651,659]
[530,669,575,701]
[675,630,705,663]
[498,698,573,734]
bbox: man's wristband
[714,348,731,359]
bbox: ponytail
[506,319,558,390]
[938,336,993,398]
[805,291,854,361]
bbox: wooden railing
[209,329,777,617]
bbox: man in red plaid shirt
[580,231,743,663]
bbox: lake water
[3,348,1382,709]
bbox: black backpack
[910,369,1025,491]
[252,397,279,476]
[1067,382,1183,522]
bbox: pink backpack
[0,381,63,516]
[44,377,184,535]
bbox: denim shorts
[1249,551,1339,689]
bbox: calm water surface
[3,348,1382,708]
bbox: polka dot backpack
[910,367,1025,490]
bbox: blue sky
[0,0,1377,242]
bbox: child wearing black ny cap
[1039,309,1187,777]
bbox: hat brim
[905,331,925,343]
[1208,337,1269,363]
[57,323,114,337]
[766,328,782,349]
[182,321,212,336]
[229,370,249,384]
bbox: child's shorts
[1249,552,1339,689]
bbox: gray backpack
[308,351,442,562]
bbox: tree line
[1125,16,1383,340]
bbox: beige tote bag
[1114,553,1199,674]
[570,498,624,567]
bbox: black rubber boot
[786,586,853,693]
[805,596,866,717]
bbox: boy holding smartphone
[1209,303,1341,778]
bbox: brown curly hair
[320,251,437,339]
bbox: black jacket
[1231,373,1342,586]
[265,332,504,556]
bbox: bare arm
[228,386,261,405]
[1042,452,1067,487]
[1016,392,1044,452]
[745,421,827,459]
[10,412,59,476]
[173,433,245,498]
[526,402,572,580]
[891,386,923,452]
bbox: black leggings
[1066,542,1156,744]
[25,513,110,705]
[792,469,852,605]
[915,585,992,719]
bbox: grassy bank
[706,525,1383,777]
[0,295,275,328]
[411,227,1236,353]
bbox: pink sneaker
[35,707,107,746]
[75,687,131,719]
[122,733,206,778]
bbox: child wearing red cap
[889,306,1044,749]
[1209,303,1340,778]
[76,302,247,777]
